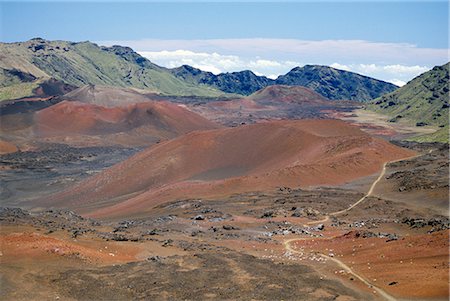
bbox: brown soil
[328,109,437,140]
[33,100,221,146]
[249,85,329,104]
[0,140,18,154]
[0,226,138,265]
[288,230,449,299]
[44,119,414,218]
[188,85,356,126]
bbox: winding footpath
[285,152,429,300]
[304,160,390,226]
[283,238,397,301]
[305,152,427,226]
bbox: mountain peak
[276,65,397,101]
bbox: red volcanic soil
[0,140,18,154]
[0,228,138,265]
[61,85,156,108]
[248,85,329,104]
[209,86,328,111]
[191,85,352,126]
[46,119,415,218]
[33,100,221,144]
[291,230,449,299]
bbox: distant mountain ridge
[170,64,398,101]
[170,65,273,95]
[0,38,228,99]
[275,65,398,101]
[1,38,397,102]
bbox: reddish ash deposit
[0,140,18,155]
[46,119,415,218]
[290,230,449,299]
[203,85,334,117]
[0,230,138,265]
[33,100,221,145]
[248,85,329,104]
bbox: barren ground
[1,143,448,300]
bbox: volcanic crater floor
[1,143,448,301]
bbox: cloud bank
[99,38,449,85]
[139,50,299,79]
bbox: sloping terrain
[275,65,398,101]
[59,85,157,107]
[372,141,449,213]
[408,125,449,143]
[0,68,75,101]
[2,143,447,300]
[34,100,220,139]
[188,85,357,126]
[170,64,398,101]
[248,85,329,104]
[0,84,221,149]
[0,140,18,155]
[45,119,414,218]
[28,100,220,147]
[0,38,227,98]
[368,62,449,130]
[1,39,399,101]
[170,65,273,95]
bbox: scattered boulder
[192,215,205,221]
[261,211,275,218]
[222,225,240,230]
[147,256,163,263]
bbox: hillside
[407,125,449,143]
[170,64,398,101]
[45,120,414,218]
[0,86,221,148]
[187,85,355,126]
[60,85,157,108]
[34,100,220,138]
[275,65,398,101]
[248,85,328,104]
[170,65,273,95]
[368,62,449,130]
[0,38,227,99]
[1,39,399,101]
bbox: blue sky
[1,1,448,85]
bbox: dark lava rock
[261,211,275,218]
[222,225,240,231]
[192,215,205,221]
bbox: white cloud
[139,50,301,77]
[330,63,351,71]
[388,79,407,87]
[329,63,430,85]
[98,38,449,83]
[100,38,448,66]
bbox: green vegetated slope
[274,65,398,101]
[368,62,449,143]
[407,125,449,143]
[0,67,42,100]
[0,38,227,100]
[369,63,449,127]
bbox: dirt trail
[283,238,397,301]
[291,153,430,300]
[305,152,426,226]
